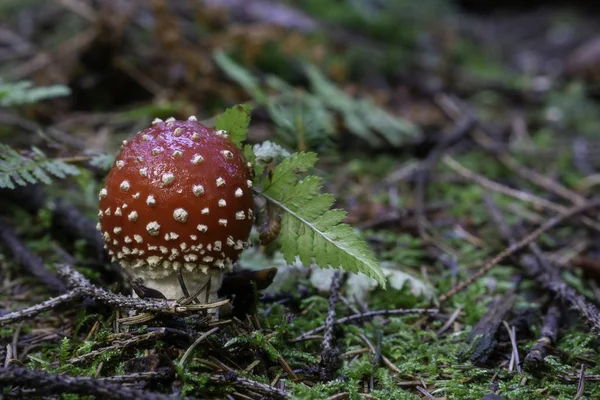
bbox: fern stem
[55,155,93,163]
[256,190,340,251]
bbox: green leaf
[259,152,386,287]
[214,104,252,148]
[0,144,80,189]
[212,52,414,151]
[0,79,70,107]
[303,63,420,148]
[260,152,317,195]
[213,50,266,102]
[265,92,336,151]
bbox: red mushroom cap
[97,117,254,274]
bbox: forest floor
[2,1,600,399]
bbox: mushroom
[96,116,254,302]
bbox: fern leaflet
[88,152,115,170]
[258,152,386,287]
[0,79,70,107]
[0,144,80,189]
[214,104,252,148]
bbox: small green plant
[0,79,70,107]
[58,337,71,367]
[215,103,253,147]
[214,51,419,151]
[221,104,386,286]
[259,153,384,285]
[0,79,78,189]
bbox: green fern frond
[214,104,252,148]
[0,79,70,107]
[213,51,419,150]
[58,337,71,367]
[88,152,115,170]
[213,50,265,102]
[258,152,386,287]
[0,144,80,189]
[303,64,420,147]
[260,152,317,194]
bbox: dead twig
[210,373,291,399]
[575,364,586,400]
[502,321,521,373]
[443,155,600,232]
[466,292,516,364]
[319,270,343,380]
[0,265,226,327]
[439,198,600,303]
[495,152,586,206]
[521,252,600,335]
[435,93,586,206]
[201,0,318,33]
[0,222,67,295]
[60,329,167,366]
[292,308,438,342]
[524,303,561,370]
[94,370,173,383]
[435,307,462,337]
[485,197,600,335]
[414,118,475,240]
[0,366,178,400]
[179,326,220,366]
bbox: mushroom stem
[125,266,225,302]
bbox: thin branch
[414,118,475,239]
[575,364,586,400]
[0,290,81,327]
[439,198,600,303]
[522,252,600,334]
[524,303,560,369]
[0,265,227,327]
[210,373,291,399]
[201,0,317,33]
[443,155,600,232]
[434,92,586,206]
[482,194,516,246]
[0,222,67,294]
[319,270,343,380]
[95,371,173,383]
[0,366,179,400]
[496,152,586,206]
[503,321,521,373]
[62,329,167,366]
[292,308,438,342]
[179,327,220,366]
[444,155,566,213]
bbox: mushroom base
[125,266,225,303]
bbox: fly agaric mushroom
[96,116,254,302]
